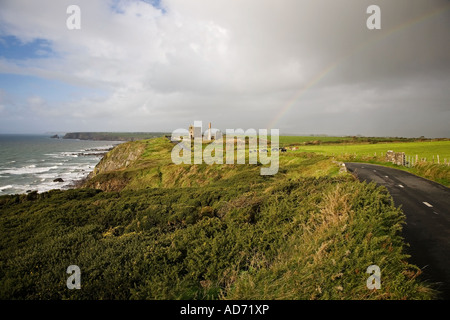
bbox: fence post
[437,155,440,164]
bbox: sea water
[0,134,122,195]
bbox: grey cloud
[0,0,448,136]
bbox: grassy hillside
[286,141,450,162]
[279,136,437,147]
[0,137,438,299]
[283,140,450,187]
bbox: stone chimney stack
[208,122,212,141]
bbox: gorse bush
[0,179,435,299]
[0,138,437,300]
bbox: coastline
[0,135,122,196]
[63,145,118,191]
[66,175,90,190]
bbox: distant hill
[62,132,169,141]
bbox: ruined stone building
[189,122,214,141]
[386,150,406,166]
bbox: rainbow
[267,3,450,130]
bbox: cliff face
[82,137,284,193]
[83,141,147,191]
[89,141,146,178]
[81,137,279,192]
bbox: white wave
[37,173,55,179]
[0,184,33,194]
[2,165,58,175]
[4,182,65,194]
[81,151,105,155]
[60,151,78,155]
[38,179,76,192]
[0,185,13,191]
[66,164,92,170]
[47,152,78,158]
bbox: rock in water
[53,178,64,182]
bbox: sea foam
[2,165,58,175]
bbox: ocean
[0,134,122,195]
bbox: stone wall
[386,150,406,166]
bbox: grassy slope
[279,136,433,146]
[284,141,450,161]
[0,137,437,299]
[280,139,450,187]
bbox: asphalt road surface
[345,162,450,299]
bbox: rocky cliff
[89,141,146,178]
[83,141,147,191]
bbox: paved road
[345,162,450,299]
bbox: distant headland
[62,132,169,141]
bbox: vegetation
[285,140,450,161]
[280,138,450,187]
[279,135,444,147]
[0,137,439,299]
[403,162,450,187]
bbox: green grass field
[278,138,450,186]
[279,136,426,147]
[289,141,450,163]
[279,136,354,145]
[164,136,450,186]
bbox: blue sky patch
[109,0,166,14]
[0,74,109,105]
[141,0,163,9]
[0,36,55,60]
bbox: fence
[386,151,449,168]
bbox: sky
[0,0,449,137]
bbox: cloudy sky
[0,0,449,137]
